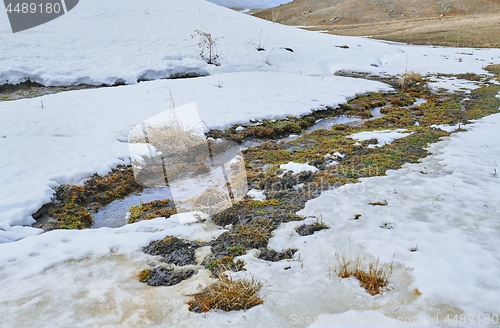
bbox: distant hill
[253,0,500,48]
[254,0,500,25]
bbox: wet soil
[140,267,196,287]
[143,236,200,266]
[258,248,297,262]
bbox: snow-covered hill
[1,0,499,86]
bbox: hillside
[254,0,500,47]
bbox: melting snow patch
[280,162,319,174]
[428,77,480,93]
[431,124,459,133]
[349,129,412,148]
[247,189,266,201]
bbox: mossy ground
[128,199,177,224]
[182,69,498,306]
[33,165,142,230]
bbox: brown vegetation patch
[295,220,330,236]
[33,165,142,230]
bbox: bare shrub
[192,29,222,65]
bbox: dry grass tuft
[335,253,393,296]
[188,274,264,312]
[191,187,233,216]
[138,119,207,159]
[397,71,423,91]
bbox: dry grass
[129,112,210,184]
[335,253,393,296]
[187,274,263,312]
[190,187,233,216]
[397,71,424,91]
[255,0,500,27]
[140,120,207,159]
[127,199,177,224]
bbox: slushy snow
[280,162,319,174]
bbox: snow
[0,0,499,326]
[247,189,267,200]
[428,76,481,93]
[296,113,500,324]
[1,1,499,86]
[349,129,413,148]
[280,162,319,174]
[431,124,460,133]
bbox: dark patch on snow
[142,267,196,287]
[258,248,297,262]
[144,236,200,266]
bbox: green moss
[205,256,245,274]
[49,201,93,230]
[463,85,500,121]
[227,245,246,257]
[248,199,281,208]
[128,204,144,223]
[139,269,151,282]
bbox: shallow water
[92,187,173,228]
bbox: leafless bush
[192,29,222,66]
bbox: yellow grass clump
[335,253,393,296]
[188,274,264,312]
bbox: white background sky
[207,0,292,9]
